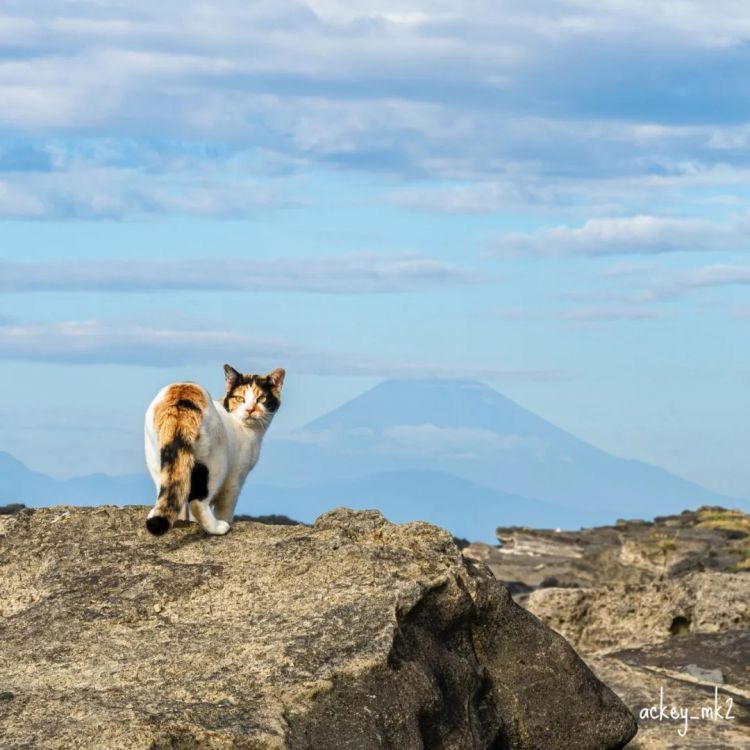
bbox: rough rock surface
[523,571,750,652]
[464,507,750,749]
[0,506,636,750]
[524,582,750,748]
[464,507,750,593]
[588,638,750,750]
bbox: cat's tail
[146,384,208,536]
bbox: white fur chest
[214,401,264,483]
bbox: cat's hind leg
[189,499,230,535]
[186,461,229,535]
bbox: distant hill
[247,469,607,541]
[0,451,151,507]
[2,378,742,542]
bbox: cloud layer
[0,254,482,294]
[607,263,750,301]
[0,317,562,380]
[2,2,750,217]
[493,215,748,257]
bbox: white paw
[208,520,231,536]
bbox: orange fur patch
[154,383,207,442]
[152,383,208,521]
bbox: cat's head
[222,364,285,426]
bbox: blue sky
[1,1,749,500]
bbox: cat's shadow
[145,521,230,550]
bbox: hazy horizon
[3,377,745,542]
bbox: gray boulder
[0,506,636,749]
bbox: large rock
[0,506,636,749]
[523,571,750,652]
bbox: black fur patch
[254,375,280,412]
[157,483,182,513]
[146,516,170,536]
[158,482,179,501]
[260,387,280,413]
[188,463,209,501]
[160,434,190,466]
[175,398,201,412]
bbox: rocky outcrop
[0,506,635,750]
[465,507,750,593]
[464,507,750,748]
[523,571,750,652]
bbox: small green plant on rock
[650,532,678,576]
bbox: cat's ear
[224,364,242,389]
[267,368,285,390]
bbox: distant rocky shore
[464,506,750,749]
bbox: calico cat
[144,364,285,536]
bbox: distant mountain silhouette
[2,379,742,542]
[0,451,151,507]
[253,379,736,531]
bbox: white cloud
[1,2,749,221]
[596,261,750,301]
[559,0,750,47]
[0,3,748,171]
[389,155,750,218]
[561,305,666,322]
[646,264,750,300]
[0,164,296,219]
[0,317,564,380]
[0,319,300,368]
[487,304,666,325]
[0,254,482,294]
[492,215,748,257]
[1,2,750,218]
[0,181,46,217]
[359,364,567,381]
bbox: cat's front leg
[189,499,231,535]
